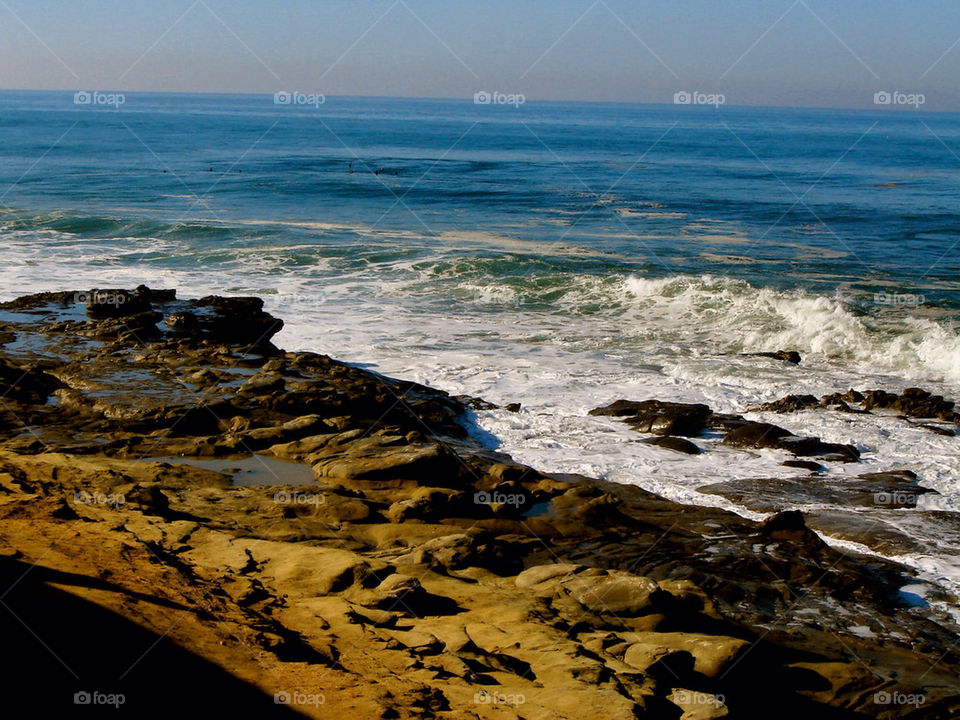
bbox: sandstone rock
[668,688,730,719]
[563,573,667,616]
[624,632,749,678]
[515,563,584,589]
[239,374,286,396]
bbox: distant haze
[1,0,958,111]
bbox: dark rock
[239,374,286,396]
[165,311,200,333]
[641,436,701,455]
[454,395,498,410]
[862,390,900,411]
[504,403,522,413]
[707,412,749,431]
[724,422,859,462]
[761,510,807,533]
[782,460,822,472]
[90,310,164,339]
[590,400,712,437]
[841,389,864,404]
[818,394,861,412]
[723,422,792,449]
[84,289,152,319]
[759,394,819,413]
[780,436,860,462]
[135,285,176,303]
[858,470,917,483]
[922,424,956,436]
[747,350,802,364]
[897,387,956,420]
[0,358,64,403]
[188,295,284,347]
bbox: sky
[0,0,958,110]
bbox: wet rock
[89,310,164,339]
[723,422,792,449]
[746,350,802,364]
[896,387,957,421]
[238,374,286,396]
[759,510,826,547]
[724,422,859,462]
[188,295,284,347]
[591,400,712,437]
[0,358,64,403]
[701,473,936,512]
[641,436,702,454]
[84,288,152,319]
[759,394,819,413]
[782,459,822,472]
[165,311,200,334]
[760,510,807,533]
[780,436,860,462]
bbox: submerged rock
[744,350,802,364]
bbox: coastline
[1,286,958,717]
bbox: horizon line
[1,87,957,116]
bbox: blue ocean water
[3,91,960,591]
[1,90,958,311]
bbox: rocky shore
[1,286,958,718]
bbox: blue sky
[1,0,958,110]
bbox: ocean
[2,90,960,600]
